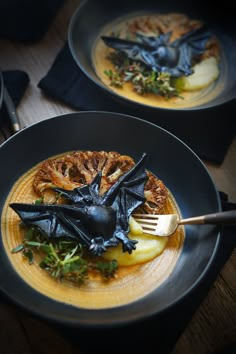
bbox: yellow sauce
[1,153,184,309]
[93,14,223,109]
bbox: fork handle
[180,210,236,225]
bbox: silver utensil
[0,69,21,134]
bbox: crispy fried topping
[33,151,134,195]
[127,13,219,60]
[33,151,168,213]
[141,171,167,214]
[128,13,202,40]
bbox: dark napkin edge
[3,70,30,106]
[37,42,88,108]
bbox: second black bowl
[68,0,236,111]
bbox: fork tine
[133,213,159,233]
[139,227,157,235]
[132,213,179,237]
[133,213,159,219]
[134,218,157,224]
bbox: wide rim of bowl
[0,111,222,327]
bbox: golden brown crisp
[33,151,168,213]
[127,13,219,61]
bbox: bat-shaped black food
[102,25,213,77]
[10,153,148,256]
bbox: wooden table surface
[0,1,235,353]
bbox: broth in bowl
[93,12,222,109]
[2,150,184,309]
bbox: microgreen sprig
[12,226,118,285]
[104,51,180,98]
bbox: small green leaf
[34,197,44,205]
[40,244,51,253]
[11,244,24,253]
[25,241,42,247]
[22,248,34,264]
[96,259,118,278]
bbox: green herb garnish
[12,226,118,285]
[104,51,180,99]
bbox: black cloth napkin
[2,70,29,105]
[0,0,65,42]
[56,191,236,354]
[38,43,236,165]
[0,70,29,139]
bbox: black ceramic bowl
[0,111,221,327]
[68,0,236,111]
[0,70,3,110]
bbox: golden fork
[132,210,236,237]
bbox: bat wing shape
[171,25,213,76]
[101,153,148,253]
[102,25,213,77]
[10,153,148,256]
[10,203,94,246]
